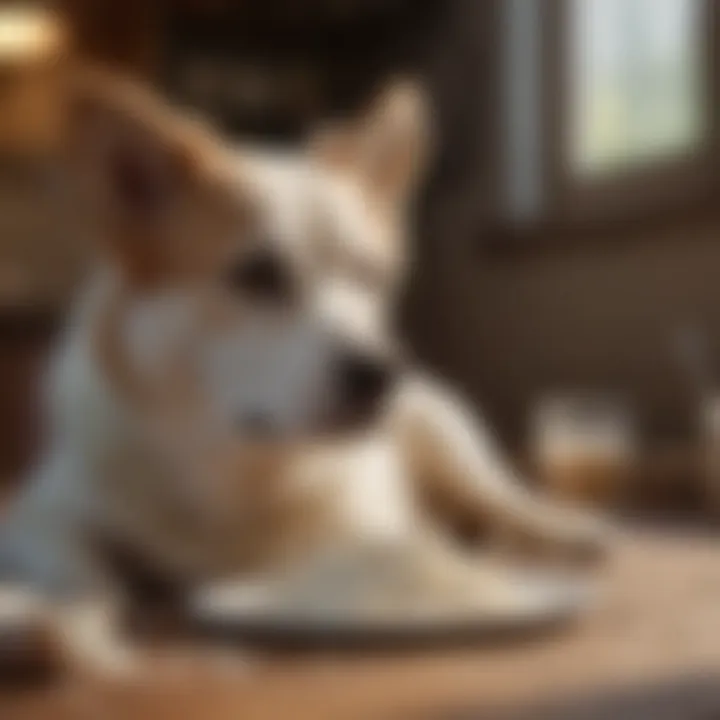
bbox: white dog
[0,70,606,676]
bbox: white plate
[189,567,596,647]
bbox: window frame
[498,0,720,235]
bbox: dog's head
[71,69,430,442]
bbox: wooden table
[2,525,720,720]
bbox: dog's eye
[225,251,292,302]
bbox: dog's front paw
[60,600,253,686]
[54,600,141,682]
[0,586,66,684]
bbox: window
[500,0,719,229]
[570,0,706,177]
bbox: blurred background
[1,0,720,516]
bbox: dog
[0,69,607,678]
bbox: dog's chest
[92,432,416,581]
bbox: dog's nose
[339,352,396,405]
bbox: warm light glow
[0,6,65,62]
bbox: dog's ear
[358,81,431,205]
[314,80,431,207]
[69,66,223,285]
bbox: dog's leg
[0,588,131,683]
[0,525,252,683]
[0,516,145,682]
[390,374,610,561]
